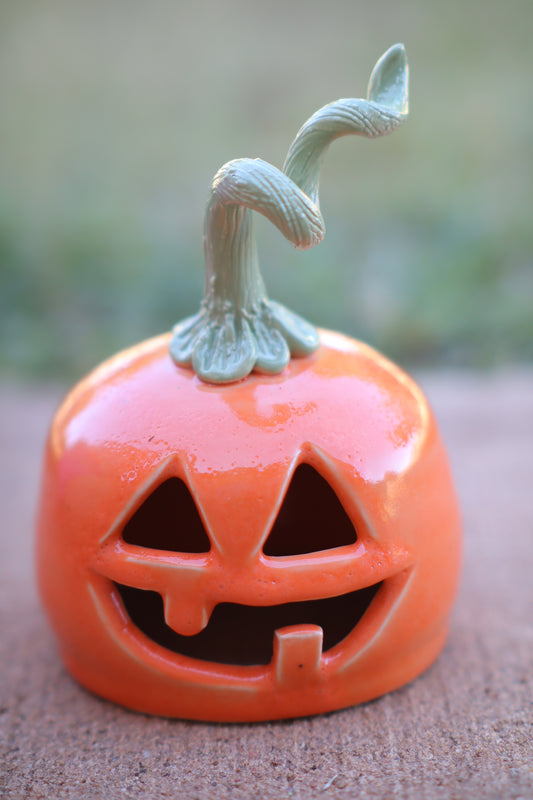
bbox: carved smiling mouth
[114,581,383,666]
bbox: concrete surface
[1,370,532,799]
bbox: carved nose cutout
[122,478,211,553]
[262,464,358,556]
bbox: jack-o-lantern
[36,45,461,722]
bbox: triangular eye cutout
[122,477,210,553]
[263,464,357,557]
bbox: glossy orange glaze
[36,329,461,721]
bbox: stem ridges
[170,44,409,383]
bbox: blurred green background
[1,0,532,379]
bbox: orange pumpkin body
[36,329,461,721]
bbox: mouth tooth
[163,594,209,636]
[272,624,323,685]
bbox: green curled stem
[170,43,409,384]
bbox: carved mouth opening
[114,581,383,666]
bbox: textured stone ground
[1,371,532,799]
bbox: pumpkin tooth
[163,595,210,637]
[272,624,323,686]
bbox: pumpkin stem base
[170,298,319,384]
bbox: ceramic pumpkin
[36,45,461,722]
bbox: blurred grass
[1,0,532,379]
